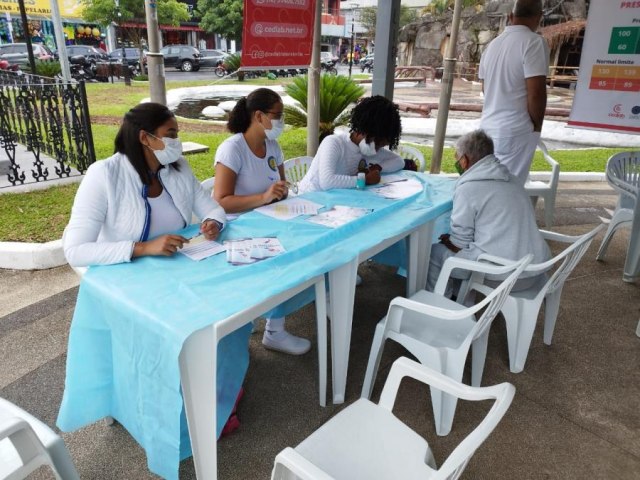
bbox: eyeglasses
[264,110,285,121]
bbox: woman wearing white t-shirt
[214,88,310,356]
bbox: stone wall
[397,0,588,72]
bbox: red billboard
[241,0,316,69]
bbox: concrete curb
[0,172,607,270]
[0,239,66,270]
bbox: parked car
[160,45,201,72]
[109,47,147,72]
[199,49,229,68]
[0,43,54,68]
[66,45,110,64]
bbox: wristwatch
[204,218,224,231]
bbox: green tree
[197,0,243,43]
[284,74,365,142]
[359,5,418,39]
[81,0,189,73]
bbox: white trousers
[492,131,541,186]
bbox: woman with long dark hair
[64,102,226,266]
[213,88,310,356]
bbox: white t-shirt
[147,187,185,239]
[298,133,405,193]
[214,133,284,195]
[479,25,549,137]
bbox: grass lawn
[0,78,634,243]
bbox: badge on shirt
[268,156,278,172]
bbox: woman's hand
[261,180,288,204]
[365,169,381,185]
[200,219,221,240]
[134,234,189,258]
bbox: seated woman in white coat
[214,88,310,356]
[298,95,405,194]
[64,102,226,266]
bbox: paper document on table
[306,205,372,228]
[255,198,324,221]
[224,237,286,265]
[380,174,408,185]
[179,234,226,261]
[370,178,423,199]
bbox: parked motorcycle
[360,56,374,73]
[321,60,338,75]
[69,55,96,81]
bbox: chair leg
[636,318,640,338]
[361,321,387,400]
[503,299,539,374]
[623,207,640,283]
[471,330,489,387]
[421,351,464,437]
[543,193,555,227]
[543,289,563,345]
[48,437,81,480]
[596,210,631,260]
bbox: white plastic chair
[596,151,640,282]
[397,144,426,172]
[525,141,560,227]
[361,254,531,436]
[0,397,80,480]
[459,225,604,374]
[283,156,313,184]
[272,357,515,480]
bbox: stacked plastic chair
[596,151,640,283]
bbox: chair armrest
[435,255,527,295]
[273,447,335,480]
[389,296,482,322]
[0,416,31,441]
[539,229,580,243]
[379,357,515,410]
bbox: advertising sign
[0,0,83,19]
[241,0,316,69]
[568,0,640,134]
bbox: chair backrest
[538,224,605,297]
[469,255,533,341]
[201,177,215,197]
[379,358,515,480]
[283,156,313,184]
[537,140,560,191]
[606,151,640,199]
[397,144,425,171]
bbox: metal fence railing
[0,71,95,188]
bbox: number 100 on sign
[608,27,640,54]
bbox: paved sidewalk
[1,181,638,479]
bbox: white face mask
[359,138,377,157]
[148,134,183,165]
[264,117,285,141]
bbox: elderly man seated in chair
[427,129,550,296]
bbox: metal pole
[430,0,463,173]
[371,0,400,99]
[122,43,130,86]
[49,0,71,82]
[144,0,166,105]
[348,16,354,79]
[306,0,322,156]
[17,0,36,75]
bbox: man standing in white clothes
[479,0,549,185]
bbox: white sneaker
[262,330,311,355]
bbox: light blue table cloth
[56,173,455,479]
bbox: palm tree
[284,74,365,142]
